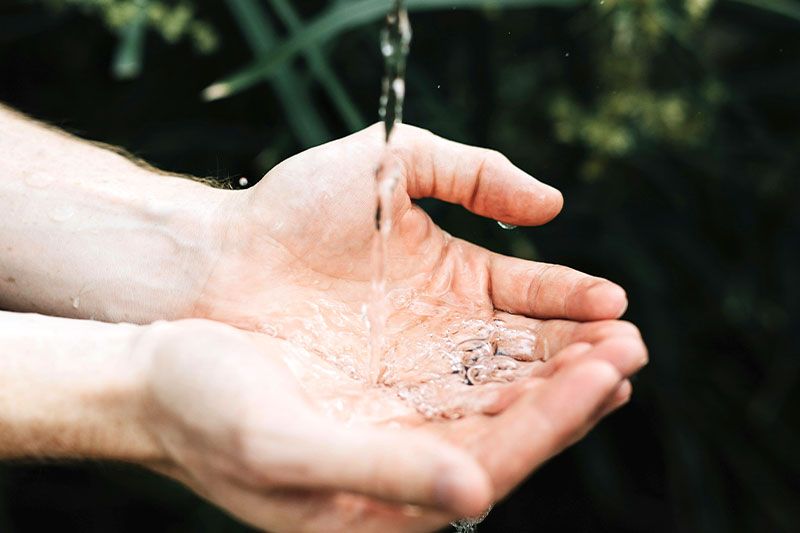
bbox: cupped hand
[137,319,492,532]
[166,124,649,531]
[136,318,645,533]
[191,124,632,381]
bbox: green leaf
[112,0,148,80]
[268,0,366,131]
[728,0,800,22]
[224,0,330,146]
[204,0,584,101]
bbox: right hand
[133,318,645,533]
[135,319,494,532]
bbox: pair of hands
[136,124,646,532]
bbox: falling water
[367,0,411,385]
[362,5,515,529]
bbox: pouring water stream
[366,1,516,385]
[367,0,411,385]
[366,3,495,530]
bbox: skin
[194,124,630,329]
[0,107,647,532]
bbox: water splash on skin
[271,297,550,421]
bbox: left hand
[187,124,634,383]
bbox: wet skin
[171,124,648,531]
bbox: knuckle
[482,148,509,167]
[525,264,555,310]
[482,147,500,159]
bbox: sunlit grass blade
[224,0,330,146]
[268,0,366,131]
[728,0,800,22]
[112,0,148,79]
[204,0,583,101]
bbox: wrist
[0,313,164,463]
[128,319,256,472]
[132,172,239,322]
[0,107,241,323]
[125,320,175,467]
[92,320,167,465]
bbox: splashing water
[452,505,493,532]
[267,295,550,423]
[367,0,412,384]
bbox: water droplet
[436,84,441,89]
[50,205,74,222]
[71,296,80,309]
[496,332,537,360]
[380,27,394,57]
[452,505,493,532]
[238,177,249,187]
[457,339,493,366]
[466,357,518,385]
[565,52,570,57]
[391,78,405,100]
[497,221,517,230]
[24,172,56,188]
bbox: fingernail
[587,281,628,316]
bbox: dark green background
[1,0,798,531]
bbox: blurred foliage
[43,0,219,52]
[1,0,799,532]
[550,0,726,162]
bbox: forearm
[0,311,160,461]
[0,104,229,323]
